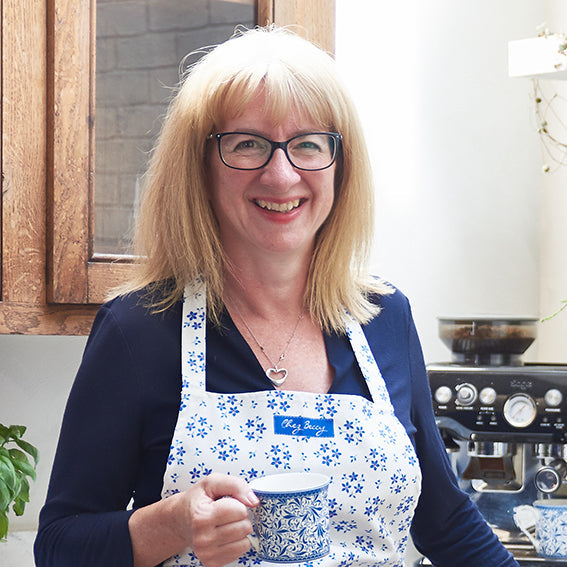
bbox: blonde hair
[120,26,391,332]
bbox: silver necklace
[233,306,304,387]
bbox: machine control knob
[435,386,452,405]
[503,393,537,428]
[535,459,567,494]
[479,387,497,406]
[456,383,477,406]
[544,388,563,407]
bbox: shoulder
[367,281,412,326]
[97,286,182,336]
[86,287,182,368]
[361,281,416,358]
[79,286,182,398]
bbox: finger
[213,517,254,544]
[217,534,252,555]
[201,473,259,507]
[187,485,254,545]
[211,496,251,526]
[192,517,253,567]
[196,536,252,567]
[192,520,252,555]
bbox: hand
[129,472,259,567]
[181,473,260,567]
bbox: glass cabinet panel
[94,0,255,254]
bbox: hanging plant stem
[541,299,567,322]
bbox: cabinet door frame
[0,0,335,334]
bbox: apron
[162,281,422,567]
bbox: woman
[35,27,519,567]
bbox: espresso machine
[419,316,567,566]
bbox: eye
[234,139,260,151]
[290,135,328,155]
[296,140,321,152]
[225,134,269,154]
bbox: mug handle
[247,508,260,551]
[247,534,260,551]
[513,505,539,552]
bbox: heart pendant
[266,367,288,387]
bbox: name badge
[274,415,335,438]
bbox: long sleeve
[364,290,518,566]
[34,297,182,567]
[406,317,516,566]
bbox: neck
[223,250,310,318]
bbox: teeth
[256,199,300,213]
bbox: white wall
[538,1,567,362]
[0,336,87,531]
[336,0,563,364]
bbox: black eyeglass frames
[208,131,342,171]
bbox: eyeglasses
[209,131,342,171]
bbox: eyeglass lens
[217,132,339,171]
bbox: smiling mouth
[254,199,302,213]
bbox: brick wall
[95,0,254,254]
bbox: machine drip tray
[507,545,567,565]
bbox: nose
[259,148,301,189]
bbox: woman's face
[207,92,336,264]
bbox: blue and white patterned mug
[514,499,567,559]
[248,472,331,563]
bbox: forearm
[129,493,190,567]
[34,510,135,567]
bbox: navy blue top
[34,286,518,567]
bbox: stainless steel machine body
[419,317,567,566]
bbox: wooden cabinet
[0,0,335,335]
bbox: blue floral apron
[162,281,422,567]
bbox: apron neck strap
[182,281,207,391]
[182,282,392,408]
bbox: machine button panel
[427,364,567,442]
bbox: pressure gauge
[503,393,537,428]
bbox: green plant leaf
[0,455,17,494]
[0,511,8,541]
[7,448,27,462]
[12,495,26,516]
[0,478,11,514]
[17,476,30,503]
[8,449,36,481]
[13,438,39,466]
[11,475,22,504]
[6,425,26,440]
